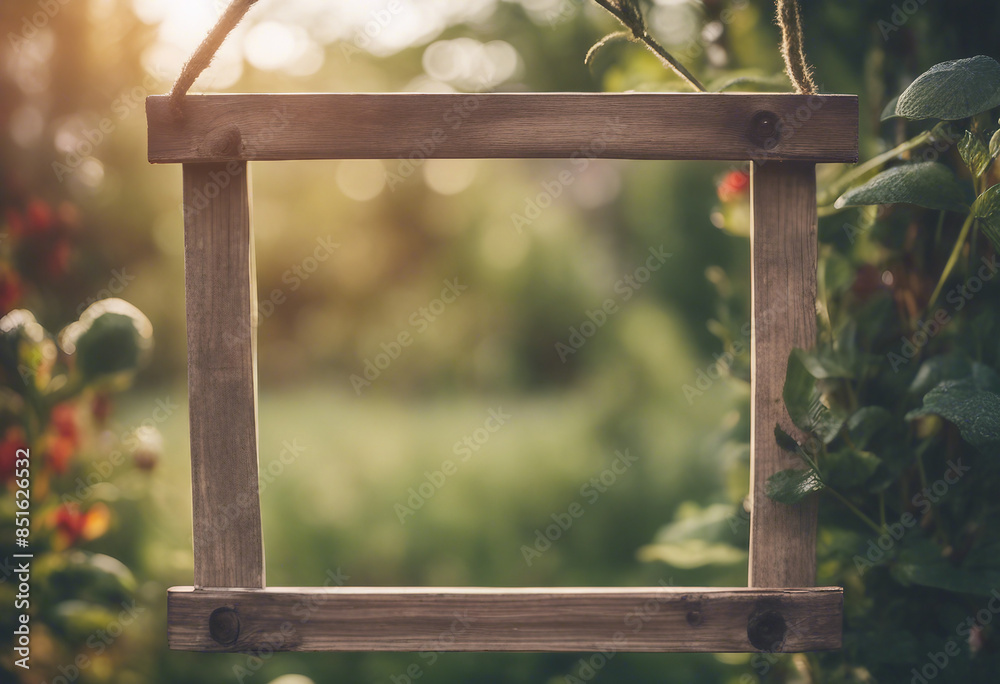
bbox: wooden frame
[147,92,858,654]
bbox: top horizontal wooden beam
[147,93,858,164]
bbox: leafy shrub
[645,55,1000,682]
[0,193,157,681]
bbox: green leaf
[906,370,1000,452]
[53,601,124,642]
[846,406,893,450]
[0,309,53,394]
[60,299,153,380]
[960,131,992,177]
[834,162,968,212]
[824,448,882,489]
[909,353,972,397]
[971,184,1000,250]
[774,425,800,453]
[892,547,1000,596]
[648,502,744,545]
[971,183,1000,222]
[894,56,1000,121]
[794,346,854,379]
[990,129,1000,159]
[766,468,824,505]
[36,551,137,606]
[823,251,856,296]
[971,362,1000,393]
[637,539,747,568]
[637,502,747,569]
[880,95,901,121]
[783,349,846,443]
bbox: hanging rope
[167,0,818,117]
[168,0,259,117]
[776,0,817,95]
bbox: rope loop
[168,0,259,118]
[166,0,818,117]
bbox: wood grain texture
[147,93,858,164]
[748,162,819,588]
[183,162,265,589]
[167,586,842,652]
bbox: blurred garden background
[2,0,1000,682]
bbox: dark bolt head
[747,607,787,652]
[686,610,703,627]
[209,606,241,645]
[749,111,781,149]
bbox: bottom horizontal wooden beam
[168,586,841,653]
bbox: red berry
[54,504,87,545]
[5,209,24,238]
[26,199,53,233]
[717,170,750,203]
[46,435,75,474]
[0,269,22,313]
[0,428,28,484]
[851,265,885,301]
[46,239,71,277]
[51,403,80,445]
[91,393,112,425]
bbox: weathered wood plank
[148,93,858,164]
[183,162,265,589]
[168,586,841,652]
[748,161,819,588]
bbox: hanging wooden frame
[146,91,858,654]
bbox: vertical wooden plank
[749,161,818,588]
[183,162,265,588]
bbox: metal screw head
[686,610,703,627]
[209,606,241,645]
[749,110,781,149]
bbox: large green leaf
[647,502,744,545]
[783,349,845,443]
[766,468,824,504]
[834,162,968,212]
[960,130,992,177]
[893,539,1000,596]
[637,502,747,569]
[824,448,882,489]
[906,367,1000,452]
[894,56,1000,121]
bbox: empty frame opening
[248,157,737,590]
